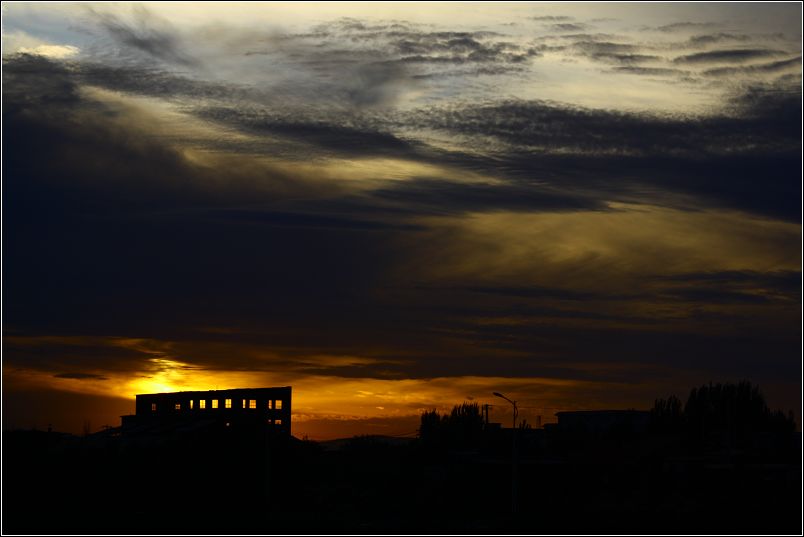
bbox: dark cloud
[369,178,606,215]
[574,41,639,54]
[554,33,618,42]
[412,65,527,79]
[530,16,574,22]
[3,56,416,357]
[3,336,155,376]
[195,105,420,158]
[74,63,244,101]
[673,48,787,64]
[655,22,717,33]
[2,19,800,412]
[658,270,800,292]
[688,33,752,46]
[655,270,801,305]
[402,93,799,157]
[703,56,801,77]
[53,373,109,381]
[91,6,199,67]
[572,41,660,64]
[205,208,423,231]
[610,66,686,76]
[396,89,801,221]
[59,37,793,224]
[458,285,606,301]
[548,23,589,32]
[589,53,660,64]
[391,33,539,65]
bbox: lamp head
[493,392,504,398]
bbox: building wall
[131,387,292,435]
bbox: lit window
[151,403,157,412]
[175,403,181,410]
[225,399,232,409]
[275,419,282,426]
[200,400,206,409]
[275,400,283,410]
[249,400,256,409]
[190,400,194,409]
[267,400,273,409]
[212,400,219,409]
[242,399,246,408]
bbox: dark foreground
[3,427,801,534]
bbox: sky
[2,2,801,439]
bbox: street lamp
[493,391,518,516]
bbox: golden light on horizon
[3,349,668,439]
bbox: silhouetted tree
[447,402,484,447]
[653,381,795,450]
[650,395,683,433]
[419,409,444,448]
[419,402,485,450]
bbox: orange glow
[2,355,665,440]
[2,335,723,439]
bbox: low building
[121,386,292,437]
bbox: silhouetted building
[121,387,292,436]
[555,410,649,434]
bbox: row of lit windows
[224,419,283,427]
[150,399,284,412]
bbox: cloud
[15,44,80,58]
[194,105,420,158]
[530,16,574,22]
[2,8,800,435]
[570,41,661,64]
[547,23,589,32]
[655,22,717,33]
[703,56,801,77]
[391,33,539,65]
[610,66,686,76]
[688,33,752,46]
[673,48,787,64]
[54,372,109,380]
[91,5,199,67]
[369,178,606,215]
[653,270,801,305]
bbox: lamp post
[493,391,518,516]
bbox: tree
[650,395,683,433]
[652,380,795,449]
[419,402,485,449]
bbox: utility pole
[493,392,519,517]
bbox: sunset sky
[3,2,801,439]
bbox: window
[175,403,181,410]
[242,399,246,408]
[200,400,206,409]
[267,400,273,409]
[151,403,157,412]
[275,400,283,410]
[225,399,232,409]
[249,399,257,409]
[212,399,219,409]
[275,419,282,426]
[190,400,194,409]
